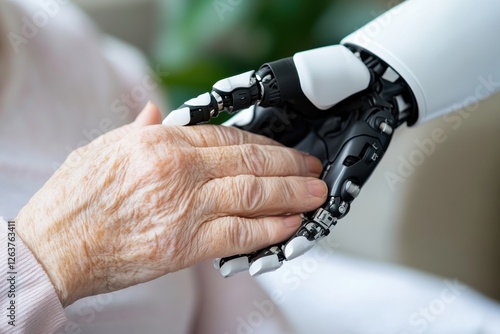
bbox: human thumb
[88,102,163,148]
[134,101,163,126]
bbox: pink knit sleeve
[0,217,67,333]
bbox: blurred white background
[72,0,158,53]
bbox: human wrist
[15,207,83,307]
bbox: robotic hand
[163,0,500,277]
[163,44,417,277]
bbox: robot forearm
[342,0,500,124]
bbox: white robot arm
[342,0,500,124]
[163,0,500,277]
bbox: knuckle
[237,176,265,212]
[166,146,188,166]
[134,128,158,148]
[228,217,254,250]
[199,125,238,147]
[221,126,244,144]
[175,149,200,180]
[240,144,267,176]
[190,127,211,147]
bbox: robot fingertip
[162,107,191,126]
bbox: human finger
[200,175,327,219]
[196,144,322,179]
[196,215,303,259]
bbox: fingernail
[305,155,323,176]
[307,179,327,198]
[283,215,301,229]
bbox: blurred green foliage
[153,0,390,120]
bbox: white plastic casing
[162,107,191,126]
[341,0,500,124]
[162,92,212,126]
[293,45,371,110]
[213,70,255,93]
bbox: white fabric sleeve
[0,218,67,333]
[341,0,500,125]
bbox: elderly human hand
[15,103,327,307]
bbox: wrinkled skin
[16,103,327,307]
